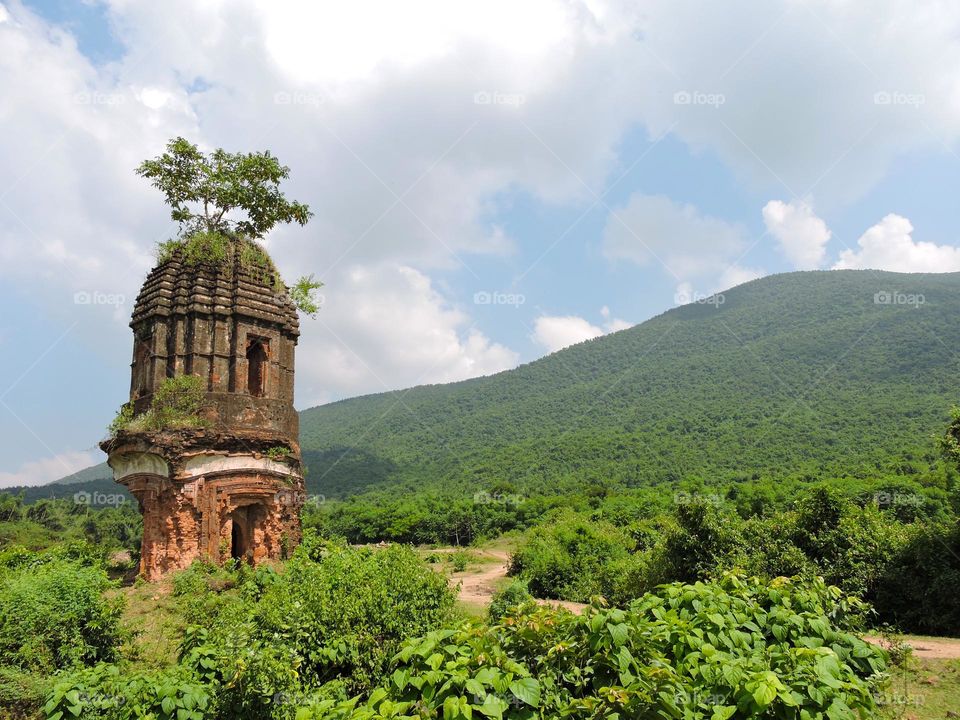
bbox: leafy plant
[43,663,211,720]
[0,559,124,674]
[448,549,472,572]
[310,573,887,720]
[136,137,311,241]
[487,579,533,622]
[288,274,324,316]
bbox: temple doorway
[230,507,252,562]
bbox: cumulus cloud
[833,214,960,272]
[603,192,747,282]
[0,450,98,488]
[763,199,831,270]
[296,264,518,406]
[532,307,631,352]
[634,1,960,204]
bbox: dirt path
[453,550,512,606]
[864,635,960,660]
[452,550,586,612]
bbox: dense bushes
[873,519,960,635]
[507,510,636,601]
[0,556,123,674]
[44,537,457,719]
[0,548,125,715]
[507,487,960,634]
[298,574,886,719]
[42,566,887,720]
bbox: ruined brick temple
[101,251,304,580]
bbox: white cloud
[763,199,831,270]
[833,214,960,272]
[533,315,604,352]
[296,264,518,405]
[603,192,746,280]
[715,264,764,291]
[532,307,631,352]
[0,450,98,488]
[633,0,960,204]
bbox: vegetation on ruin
[265,446,293,461]
[109,375,208,437]
[139,137,322,315]
[136,138,311,241]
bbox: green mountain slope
[298,270,960,497]
[22,269,960,502]
[51,463,111,485]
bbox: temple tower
[101,249,304,580]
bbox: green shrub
[873,520,960,635]
[508,510,633,601]
[488,579,533,621]
[250,541,456,693]
[448,549,471,572]
[162,537,457,715]
[0,560,124,674]
[121,374,208,434]
[43,662,211,720]
[649,499,745,585]
[310,573,886,720]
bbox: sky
[2,0,960,487]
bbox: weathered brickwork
[101,251,304,580]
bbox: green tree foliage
[507,486,958,633]
[40,568,888,720]
[137,137,322,317]
[46,538,458,719]
[297,270,960,500]
[136,137,311,241]
[507,510,636,602]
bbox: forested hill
[298,270,960,498]
[26,269,960,501]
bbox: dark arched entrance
[246,339,269,397]
[230,507,252,561]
